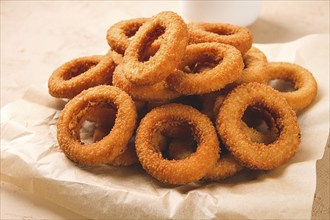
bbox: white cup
[180,0,261,26]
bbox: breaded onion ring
[93,127,168,167]
[159,121,192,139]
[217,82,300,170]
[135,103,219,184]
[110,50,180,101]
[112,64,181,101]
[199,91,222,120]
[122,11,188,85]
[238,47,268,84]
[213,95,226,118]
[106,18,149,54]
[167,138,243,181]
[166,42,243,95]
[88,99,169,167]
[212,89,280,145]
[57,85,137,165]
[106,18,162,57]
[205,154,244,181]
[48,50,118,99]
[110,140,139,166]
[85,107,138,166]
[258,62,318,110]
[169,93,220,120]
[188,22,253,55]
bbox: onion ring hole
[205,26,235,36]
[79,104,117,145]
[241,105,279,144]
[138,25,165,62]
[62,60,98,80]
[268,79,296,92]
[158,122,198,160]
[181,54,220,74]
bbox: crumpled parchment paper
[1,34,329,219]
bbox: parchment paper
[1,34,329,219]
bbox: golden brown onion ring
[188,22,253,55]
[112,64,181,101]
[93,127,168,167]
[159,121,192,139]
[122,11,188,85]
[106,18,149,54]
[217,82,300,170]
[212,89,280,145]
[204,154,244,181]
[167,137,243,181]
[85,107,137,166]
[94,128,139,166]
[135,103,219,184]
[198,91,222,120]
[258,62,318,110]
[110,140,139,166]
[57,85,137,165]
[88,99,169,167]
[166,42,243,95]
[48,50,119,99]
[238,47,268,84]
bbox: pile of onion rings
[48,11,318,185]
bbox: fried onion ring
[57,85,137,165]
[91,126,138,166]
[122,11,188,85]
[212,89,280,145]
[48,50,118,99]
[205,154,244,181]
[101,50,180,101]
[166,42,243,95]
[135,103,219,184]
[258,62,318,110]
[238,47,268,84]
[110,140,139,166]
[199,91,222,120]
[106,18,149,54]
[93,128,168,167]
[84,107,138,166]
[188,22,253,55]
[112,64,181,101]
[217,82,300,170]
[167,137,243,181]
